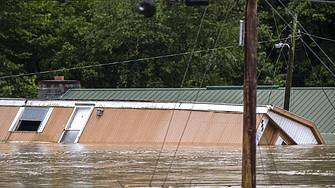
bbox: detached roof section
[59,87,335,133]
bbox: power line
[160,1,239,186]
[214,0,238,47]
[180,7,208,89]
[268,41,284,104]
[294,0,335,4]
[264,0,291,28]
[257,23,292,79]
[302,42,335,134]
[276,0,335,68]
[300,38,335,77]
[0,38,288,80]
[266,0,335,134]
[300,32,335,43]
[264,0,335,78]
[15,0,335,3]
[151,6,209,188]
[0,47,228,80]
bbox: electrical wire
[260,3,286,185]
[0,38,289,80]
[176,1,240,186]
[0,46,229,80]
[179,2,238,185]
[161,109,194,187]
[214,0,237,47]
[293,0,335,4]
[263,39,286,184]
[267,0,335,133]
[276,0,335,68]
[264,0,335,78]
[302,42,335,134]
[261,125,283,187]
[11,0,335,4]
[148,108,176,187]
[268,44,283,104]
[257,23,291,79]
[300,32,335,43]
[257,146,268,186]
[149,6,209,187]
[180,7,209,89]
[281,43,289,68]
[257,45,276,79]
[160,0,240,185]
[267,0,335,135]
[300,38,335,77]
[270,0,280,38]
[264,0,291,26]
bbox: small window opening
[16,121,41,131]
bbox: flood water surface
[0,138,335,187]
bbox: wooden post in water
[284,15,297,111]
[242,0,257,187]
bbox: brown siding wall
[0,107,20,141]
[0,106,266,145]
[258,122,278,145]
[80,108,264,146]
[258,120,297,146]
[8,107,73,142]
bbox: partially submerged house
[58,86,335,134]
[0,98,324,145]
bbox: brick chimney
[38,76,81,99]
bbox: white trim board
[0,99,272,114]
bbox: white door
[68,107,91,130]
[59,107,93,143]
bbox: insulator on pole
[239,20,245,46]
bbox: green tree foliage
[0,0,97,97]
[0,0,334,98]
[0,1,39,98]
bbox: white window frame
[8,107,54,132]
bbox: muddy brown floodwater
[0,135,334,188]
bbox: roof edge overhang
[270,106,325,144]
[0,99,271,114]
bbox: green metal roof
[59,87,335,134]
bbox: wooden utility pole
[242,0,257,187]
[284,15,297,111]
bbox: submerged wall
[7,108,73,142]
[0,100,324,145]
[0,106,19,141]
[0,107,73,142]
[79,108,264,146]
